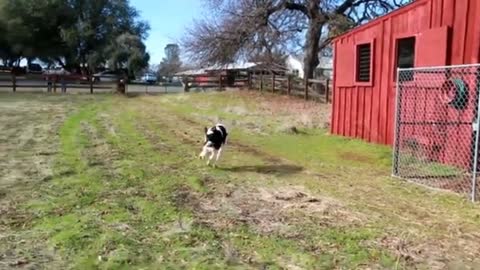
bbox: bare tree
[183,0,412,79]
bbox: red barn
[331,0,480,146]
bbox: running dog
[199,124,228,167]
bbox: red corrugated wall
[331,0,480,145]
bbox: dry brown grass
[238,91,331,129]
[0,94,98,269]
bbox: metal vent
[356,44,371,82]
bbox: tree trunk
[303,21,322,80]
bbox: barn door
[335,41,354,87]
[402,27,452,166]
[415,26,449,68]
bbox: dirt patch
[220,164,303,177]
[177,182,364,235]
[372,234,480,270]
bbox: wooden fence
[1,71,332,102]
[182,73,331,103]
[0,73,121,93]
[183,74,249,91]
[250,74,331,103]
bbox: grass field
[1,90,480,269]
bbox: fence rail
[182,74,250,91]
[4,71,332,103]
[250,74,331,103]
[0,73,121,93]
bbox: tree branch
[283,1,308,16]
[336,0,356,14]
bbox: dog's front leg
[207,149,216,166]
[214,147,223,166]
[199,145,208,160]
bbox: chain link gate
[392,64,480,201]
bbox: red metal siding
[331,0,480,146]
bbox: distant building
[285,54,333,79]
[175,61,287,87]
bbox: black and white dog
[199,124,228,167]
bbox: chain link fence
[393,64,480,201]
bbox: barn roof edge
[332,0,428,43]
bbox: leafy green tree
[0,0,74,66]
[0,0,150,74]
[105,33,150,76]
[58,0,150,71]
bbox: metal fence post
[471,68,480,201]
[392,68,402,176]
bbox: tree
[0,0,74,66]
[105,33,150,77]
[158,44,182,78]
[0,0,150,75]
[0,16,12,64]
[183,0,412,79]
[248,50,287,69]
[58,0,150,72]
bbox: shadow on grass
[220,164,304,176]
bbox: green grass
[2,91,480,269]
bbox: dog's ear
[204,127,208,134]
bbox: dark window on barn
[356,43,372,82]
[395,37,416,81]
